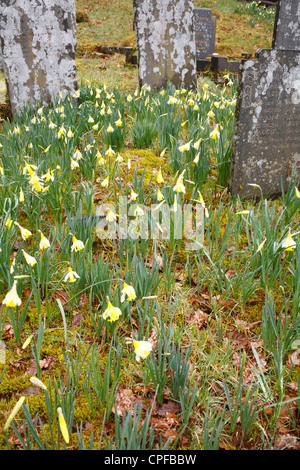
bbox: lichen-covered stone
[133,0,197,91]
[272,0,300,51]
[230,0,300,198]
[0,0,78,115]
[230,49,300,198]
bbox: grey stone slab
[0,0,78,115]
[272,0,300,51]
[194,8,216,59]
[229,49,300,198]
[133,0,197,91]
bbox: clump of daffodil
[2,280,22,307]
[282,228,296,252]
[121,282,136,302]
[102,298,122,322]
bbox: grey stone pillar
[0,0,78,115]
[133,0,197,91]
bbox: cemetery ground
[1,0,300,452]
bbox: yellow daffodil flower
[5,217,13,230]
[64,267,80,283]
[22,249,37,267]
[121,283,136,302]
[102,300,122,322]
[173,170,186,193]
[70,158,79,170]
[105,146,115,157]
[71,235,85,252]
[2,280,22,308]
[256,238,267,253]
[156,168,164,184]
[282,229,296,252]
[22,334,33,349]
[14,222,32,240]
[38,230,50,250]
[132,340,152,362]
[4,396,26,431]
[30,376,47,390]
[101,176,109,188]
[157,188,164,201]
[57,407,69,444]
[210,126,220,140]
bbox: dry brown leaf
[72,311,83,327]
[187,309,208,329]
[114,388,142,416]
[286,350,300,368]
[39,356,55,370]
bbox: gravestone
[0,0,78,116]
[194,8,216,59]
[133,0,197,91]
[272,0,300,50]
[229,0,300,198]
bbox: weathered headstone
[272,0,300,51]
[0,0,78,116]
[229,0,300,198]
[194,8,216,59]
[133,0,197,91]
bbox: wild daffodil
[71,235,85,252]
[102,299,122,322]
[64,267,80,283]
[38,230,50,250]
[57,407,69,444]
[22,249,37,267]
[282,228,296,252]
[132,340,152,362]
[156,168,164,184]
[14,222,32,240]
[2,280,22,308]
[121,283,136,302]
[173,170,186,194]
[4,396,26,431]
